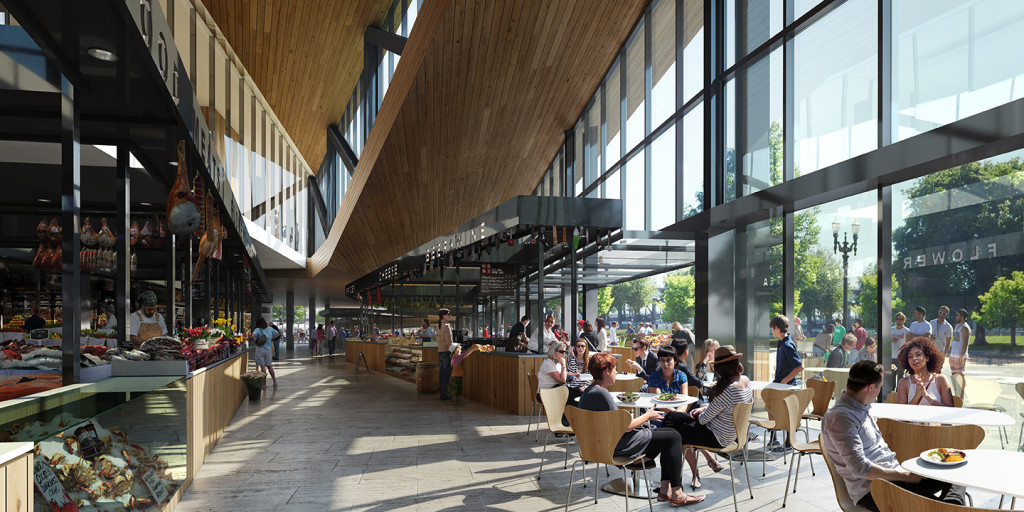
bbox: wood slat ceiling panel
[200,0,394,170]
[309,0,649,285]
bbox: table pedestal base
[601,476,656,499]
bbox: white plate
[920,449,968,466]
[653,398,688,405]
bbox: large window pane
[792,0,823,22]
[651,0,676,129]
[624,154,645,230]
[794,0,877,175]
[725,49,783,200]
[574,122,584,195]
[895,0,1024,142]
[682,102,703,217]
[605,169,621,200]
[625,20,646,152]
[681,0,704,102]
[726,0,782,68]
[586,96,602,196]
[651,124,676,230]
[892,148,1024,437]
[606,63,621,165]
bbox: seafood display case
[0,376,187,511]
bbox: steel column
[877,186,893,397]
[286,290,294,353]
[537,241,545,328]
[59,65,81,384]
[116,145,130,349]
[165,235,176,336]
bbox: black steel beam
[307,175,331,236]
[365,25,407,55]
[116,145,131,349]
[60,82,81,384]
[328,124,359,175]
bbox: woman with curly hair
[895,336,953,406]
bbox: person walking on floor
[313,324,324,357]
[328,320,337,357]
[437,308,455,401]
[250,316,279,388]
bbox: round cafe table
[868,403,1014,427]
[902,449,1024,499]
[750,380,800,391]
[573,392,698,499]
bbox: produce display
[385,347,421,376]
[179,326,244,371]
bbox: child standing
[448,343,484,405]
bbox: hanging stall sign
[34,458,79,512]
[479,263,515,296]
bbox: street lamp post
[832,219,861,327]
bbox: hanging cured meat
[37,218,48,241]
[129,219,140,246]
[193,173,206,238]
[47,218,61,244]
[155,219,167,250]
[140,219,153,248]
[32,242,46,268]
[97,218,115,248]
[166,141,201,235]
[190,194,226,283]
[81,217,97,247]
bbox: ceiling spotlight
[168,161,178,166]
[87,47,118,62]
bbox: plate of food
[652,392,688,405]
[617,392,640,404]
[920,448,967,466]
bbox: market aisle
[175,348,1009,512]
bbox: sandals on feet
[669,494,706,506]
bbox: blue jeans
[273,339,280,359]
[439,352,452,399]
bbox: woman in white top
[949,309,971,376]
[895,336,953,406]
[594,317,609,352]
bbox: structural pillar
[60,70,82,385]
[115,144,130,349]
[286,291,295,354]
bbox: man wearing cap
[129,291,167,349]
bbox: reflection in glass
[895,0,1024,141]
[625,154,646,230]
[651,125,676,230]
[682,103,703,218]
[606,169,621,200]
[681,0,704,103]
[651,0,676,129]
[586,93,602,192]
[794,0,876,175]
[625,20,646,152]
[725,49,782,200]
[606,64,622,165]
[574,123,584,195]
[726,0,782,68]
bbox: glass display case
[0,376,186,511]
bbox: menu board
[479,263,515,296]
[34,458,78,512]
[141,468,170,504]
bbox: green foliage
[272,304,284,321]
[855,265,904,329]
[974,271,1024,346]
[662,268,695,325]
[611,278,658,321]
[597,287,613,316]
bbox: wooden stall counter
[0,442,33,512]
[345,340,387,372]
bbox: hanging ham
[166,141,201,235]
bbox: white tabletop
[576,392,697,410]
[804,367,850,373]
[750,380,801,391]
[572,373,640,382]
[868,403,1014,427]
[902,449,1024,499]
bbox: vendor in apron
[129,291,167,349]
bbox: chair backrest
[1017,382,1024,401]
[820,435,871,512]
[876,418,985,463]
[952,396,963,408]
[528,371,540,401]
[539,386,570,430]
[564,405,632,466]
[823,369,849,400]
[870,479,1001,512]
[803,357,824,370]
[730,401,754,451]
[885,392,897,403]
[762,388,814,431]
[609,376,645,393]
[806,378,836,415]
[687,385,700,397]
[949,373,965,399]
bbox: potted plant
[240,370,267,400]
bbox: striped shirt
[698,381,753,447]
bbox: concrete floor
[175,347,1019,512]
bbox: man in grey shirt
[822,360,964,511]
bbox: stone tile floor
[175,348,1017,511]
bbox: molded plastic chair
[750,388,814,476]
[684,401,754,512]
[802,378,835,439]
[538,386,576,481]
[885,392,898,403]
[1017,382,1024,452]
[876,418,985,464]
[563,406,653,512]
[687,385,700,397]
[820,435,872,512]
[782,395,823,507]
[822,369,849,400]
[526,371,545,441]
[870,479,1003,512]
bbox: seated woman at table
[579,352,705,506]
[895,337,953,406]
[662,345,752,490]
[565,338,590,392]
[694,338,719,384]
[647,346,688,403]
[537,341,581,424]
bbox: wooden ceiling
[308,0,650,289]
[199,0,395,170]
